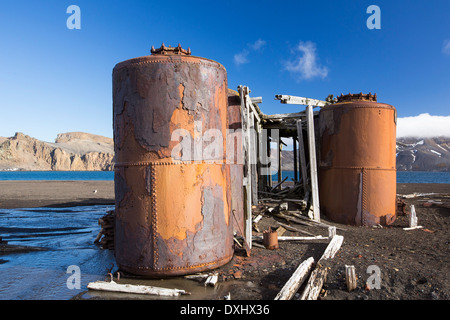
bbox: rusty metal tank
[227,88,244,236]
[112,44,233,277]
[318,93,397,226]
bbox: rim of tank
[113,54,227,73]
[320,100,396,111]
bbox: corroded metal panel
[227,89,244,236]
[113,45,233,276]
[318,94,397,226]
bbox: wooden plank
[239,85,252,250]
[253,235,328,241]
[293,136,298,182]
[250,111,258,205]
[299,266,328,300]
[275,95,327,107]
[318,235,344,263]
[274,257,315,300]
[277,136,282,190]
[403,204,423,230]
[296,119,308,191]
[345,265,357,292]
[263,111,306,120]
[87,281,190,296]
[306,105,320,222]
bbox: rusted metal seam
[119,253,234,272]
[114,161,224,167]
[114,60,226,71]
[320,105,395,110]
[362,168,367,226]
[318,166,396,171]
[150,163,158,270]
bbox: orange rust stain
[155,163,229,241]
[155,164,203,241]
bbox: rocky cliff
[0,132,114,171]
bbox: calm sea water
[0,171,114,181]
[0,170,449,183]
[273,171,450,184]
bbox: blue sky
[0,0,449,142]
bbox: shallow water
[0,205,232,300]
[0,205,117,300]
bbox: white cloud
[443,39,450,56]
[234,50,249,66]
[251,39,266,51]
[284,41,328,80]
[397,113,450,138]
[234,39,266,66]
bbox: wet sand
[0,180,115,209]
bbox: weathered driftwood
[306,105,320,222]
[319,235,344,262]
[274,257,315,300]
[345,265,357,292]
[276,222,315,236]
[204,274,219,287]
[403,204,423,230]
[95,210,115,250]
[298,233,344,300]
[184,273,209,282]
[299,266,328,300]
[253,235,328,242]
[87,280,190,296]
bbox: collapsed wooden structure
[237,85,327,249]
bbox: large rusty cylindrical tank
[227,89,244,236]
[318,93,397,226]
[113,44,233,277]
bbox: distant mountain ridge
[0,132,114,171]
[396,137,450,171]
[0,132,448,172]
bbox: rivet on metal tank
[113,44,234,277]
[318,93,397,226]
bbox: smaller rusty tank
[318,93,397,226]
[227,89,244,236]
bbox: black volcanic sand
[214,183,450,300]
[0,181,448,300]
[0,180,114,209]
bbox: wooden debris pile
[94,210,115,250]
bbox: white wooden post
[239,85,252,250]
[296,119,308,191]
[306,105,320,222]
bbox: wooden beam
[296,119,308,192]
[299,266,328,300]
[277,136,282,190]
[319,235,344,263]
[238,85,252,250]
[274,257,315,300]
[293,136,298,182]
[263,111,306,120]
[345,265,357,292]
[275,95,327,107]
[306,105,320,222]
[87,281,190,296]
[253,235,328,241]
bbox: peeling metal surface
[227,89,244,236]
[318,96,397,226]
[112,46,233,277]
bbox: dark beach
[0,181,449,300]
[0,180,114,209]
